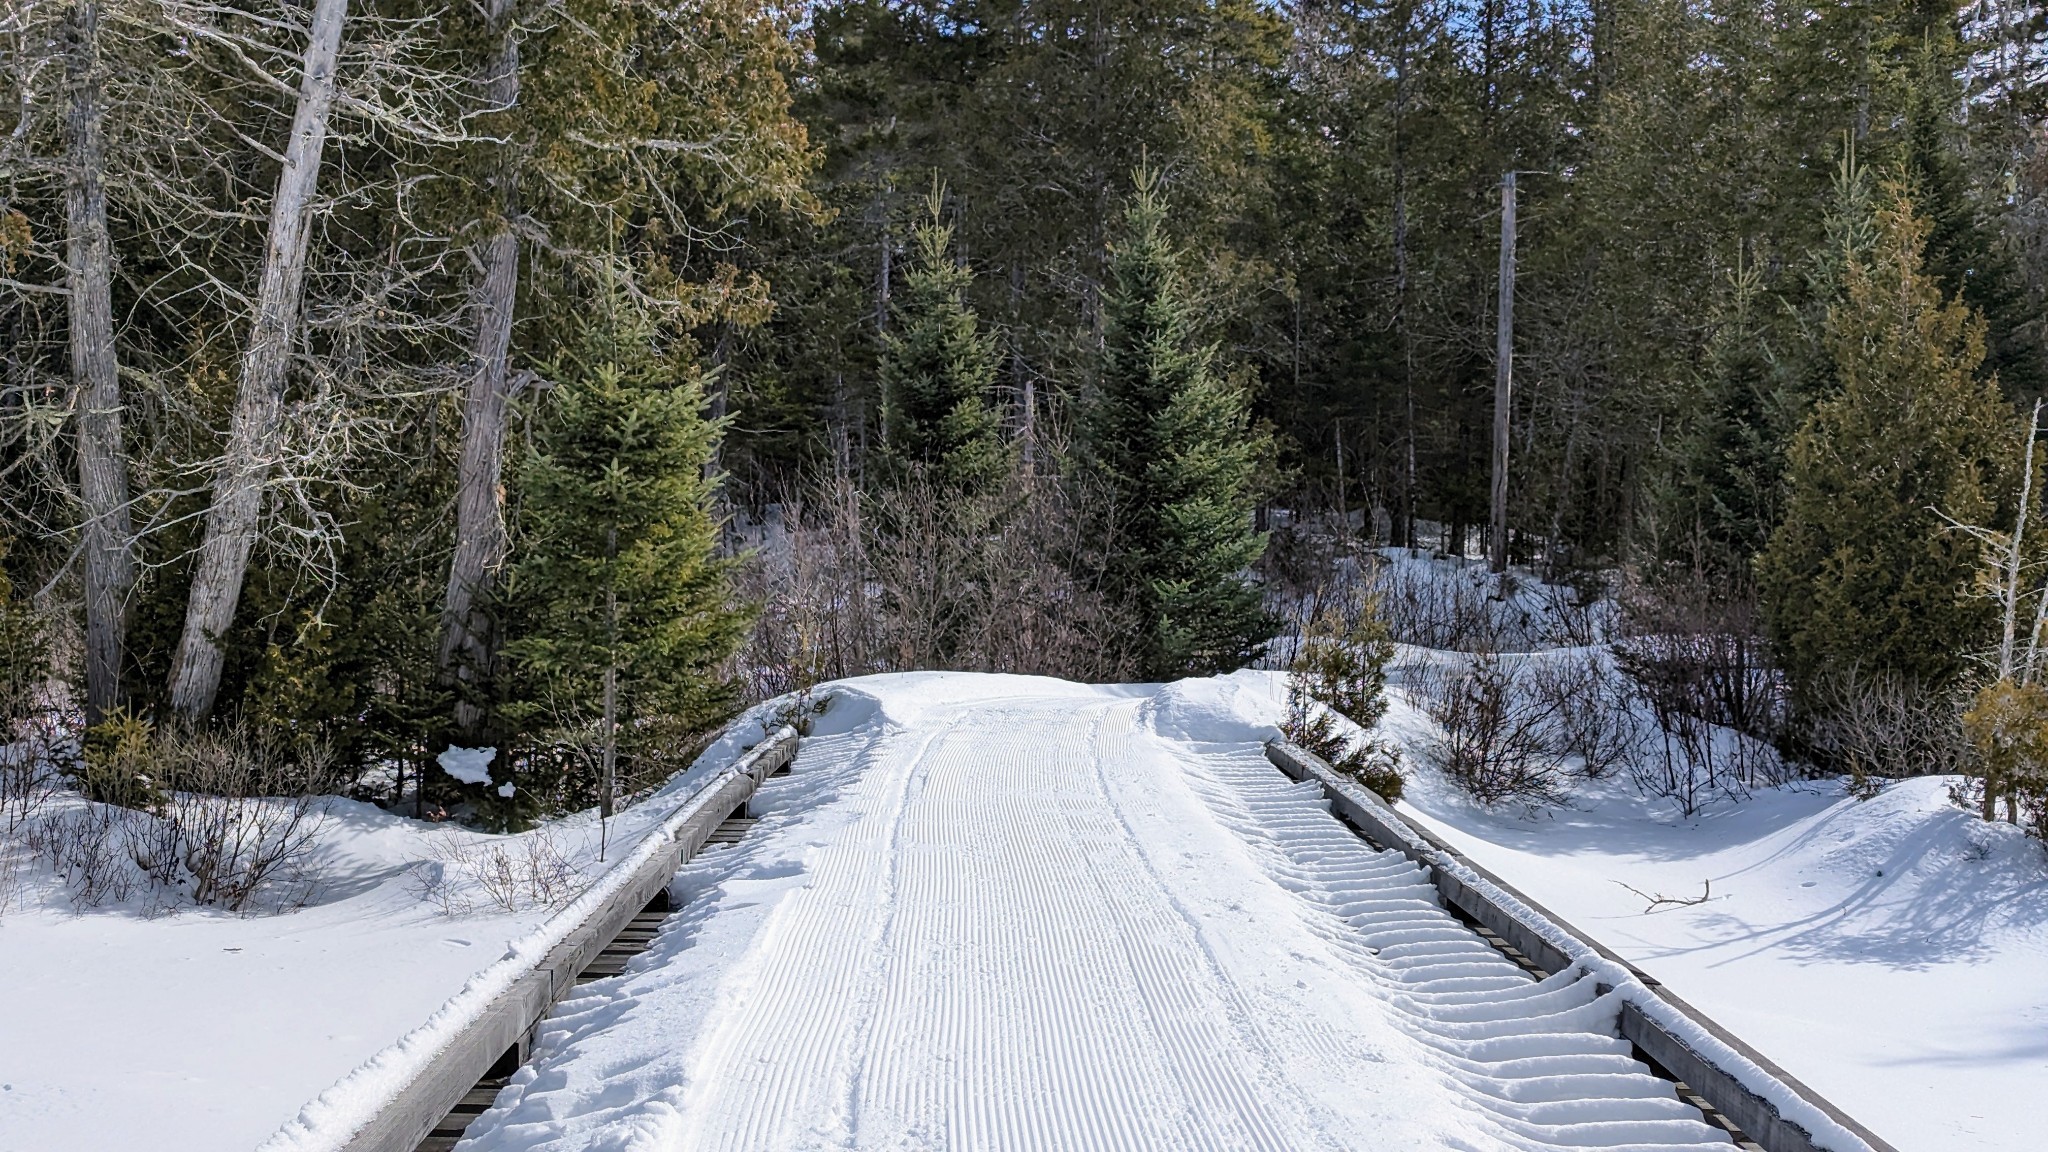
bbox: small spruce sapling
[496,306,748,825]
[1282,584,1403,799]
[1083,167,1275,678]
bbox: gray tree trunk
[65,0,134,725]
[1392,0,1414,550]
[1490,171,1515,575]
[166,0,349,723]
[436,0,522,740]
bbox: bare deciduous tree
[166,0,350,723]
[63,0,133,724]
[438,0,522,738]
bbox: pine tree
[1661,254,1799,576]
[1758,187,2017,700]
[1084,170,1273,679]
[0,533,48,743]
[496,307,747,818]
[877,183,1005,494]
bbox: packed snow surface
[457,673,1725,1151]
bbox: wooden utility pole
[1490,171,1516,574]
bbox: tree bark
[65,0,134,725]
[1490,171,1516,574]
[1392,1,1414,550]
[436,0,523,740]
[166,0,349,723]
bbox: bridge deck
[454,675,1731,1151]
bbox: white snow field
[456,673,1727,1152]
[1188,662,2044,1152]
[0,706,788,1152]
[1389,726,2048,1152]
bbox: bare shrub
[729,481,885,699]
[730,461,1133,694]
[1527,650,1641,779]
[1259,509,1363,608]
[414,827,585,915]
[1616,572,1783,741]
[1374,561,1518,651]
[0,588,61,835]
[963,474,1136,681]
[1611,571,1789,813]
[1629,700,1739,816]
[0,738,60,837]
[26,803,139,907]
[1802,668,1973,795]
[156,730,335,910]
[1538,572,1614,648]
[1368,558,1605,653]
[26,722,335,912]
[1416,656,1574,806]
[866,474,988,672]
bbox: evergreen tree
[496,307,747,817]
[1660,255,1799,576]
[0,533,48,741]
[1083,171,1273,678]
[1759,188,2017,699]
[877,183,1005,493]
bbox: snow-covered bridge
[449,675,1733,1151]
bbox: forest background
[7,0,2048,832]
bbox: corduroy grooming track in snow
[451,673,1750,1151]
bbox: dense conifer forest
[6,0,2048,832]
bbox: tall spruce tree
[1659,255,1798,576]
[495,307,746,817]
[1759,188,2017,700]
[878,184,1005,493]
[1084,170,1273,679]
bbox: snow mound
[437,746,495,785]
[1139,669,1286,744]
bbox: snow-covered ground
[9,622,2042,1150]
[1392,724,2048,1152]
[0,708,787,1152]
[455,673,1726,1151]
[1201,664,2047,1152]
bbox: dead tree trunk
[436,0,523,740]
[1392,0,1415,551]
[65,0,134,725]
[1489,170,1516,574]
[166,0,349,723]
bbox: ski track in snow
[457,676,1727,1151]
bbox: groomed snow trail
[457,675,1729,1151]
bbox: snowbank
[1393,770,2048,1152]
[0,696,796,1152]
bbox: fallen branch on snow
[1615,878,1711,913]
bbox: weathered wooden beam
[338,727,800,1152]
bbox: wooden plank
[1263,739,1897,1152]
[1621,1000,1827,1152]
[339,726,800,1152]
